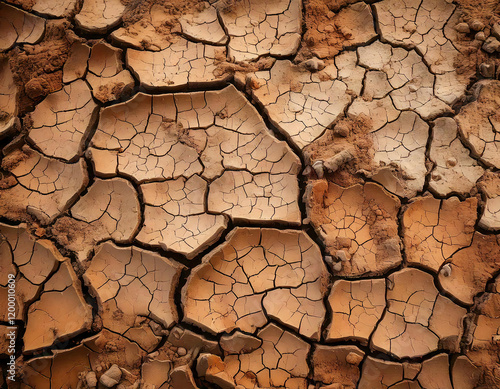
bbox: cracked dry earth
[1,0,500,389]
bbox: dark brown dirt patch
[8,20,73,115]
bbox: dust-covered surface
[1,0,500,388]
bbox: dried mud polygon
[1,0,500,388]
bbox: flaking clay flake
[3,0,500,387]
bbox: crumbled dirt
[119,0,206,41]
[94,82,129,103]
[312,348,361,386]
[214,55,275,77]
[452,2,500,89]
[1,147,33,171]
[155,342,193,365]
[50,217,107,256]
[455,0,500,25]
[0,188,34,221]
[469,346,500,388]
[8,20,74,115]
[92,331,143,379]
[304,114,374,186]
[296,0,347,61]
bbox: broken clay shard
[220,331,262,355]
[86,41,135,103]
[478,172,500,231]
[0,3,45,51]
[305,181,402,277]
[218,0,302,61]
[0,223,65,323]
[371,268,466,359]
[28,80,98,161]
[0,56,19,139]
[438,233,500,305]
[248,60,352,149]
[371,111,428,197]
[403,196,477,272]
[75,0,126,34]
[32,0,78,17]
[52,177,141,262]
[357,40,453,120]
[127,37,227,90]
[62,42,91,83]
[137,175,228,259]
[179,4,228,45]
[24,261,93,353]
[182,228,328,340]
[223,323,310,388]
[456,81,500,169]
[84,242,183,326]
[197,353,236,389]
[429,117,484,196]
[0,146,88,224]
[207,171,301,225]
[84,242,184,335]
[327,278,386,345]
[359,354,453,389]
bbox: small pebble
[492,23,500,40]
[332,261,342,272]
[479,63,496,79]
[304,57,325,72]
[336,250,350,262]
[302,165,312,175]
[446,157,457,167]
[333,122,350,137]
[324,255,333,265]
[482,37,500,53]
[475,31,486,41]
[441,264,452,277]
[171,327,183,340]
[85,372,97,388]
[177,347,187,356]
[345,352,363,365]
[470,20,485,32]
[313,160,324,178]
[454,22,470,34]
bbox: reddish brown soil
[1,147,33,171]
[214,55,275,77]
[296,0,347,61]
[304,114,374,187]
[8,20,75,115]
[120,0,206,37]
[455,0,500,25]
[453,1,500,87]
